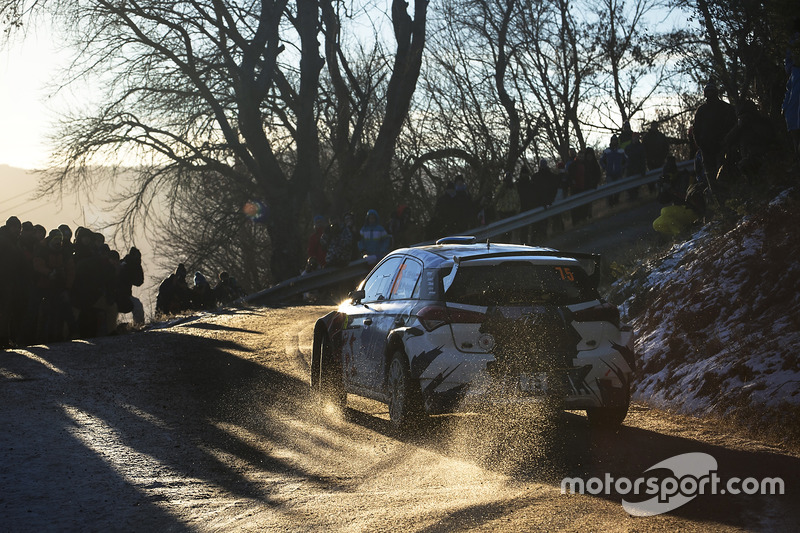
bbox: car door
[361,257,425,391]
[345,256,404,391]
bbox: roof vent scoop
[435,236,477,245]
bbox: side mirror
[349,289,365,303]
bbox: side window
[389,259,423,300]
[362,257,403,302]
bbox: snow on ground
[611,188,800,432]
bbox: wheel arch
[311,320,330,388]
[383,332,408,386]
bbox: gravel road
[1,306,798,532]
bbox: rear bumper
[407,332,635,415]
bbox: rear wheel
[387,349,426,431]
[313,332,346,409]
[586,386,630,428]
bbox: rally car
[310,237,635,430]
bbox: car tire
[313,332,346,409]
[586,386,630,428]
[387,349,426,431]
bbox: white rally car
[311,238,635,430]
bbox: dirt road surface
[2,306,798,531]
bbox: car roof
[394,242,582,268]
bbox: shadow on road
[4,321,798,531]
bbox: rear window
[443,261,597,306]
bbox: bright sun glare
[0,26,70,170]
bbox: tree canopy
[1,0,797,290]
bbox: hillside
[610,187,800,444]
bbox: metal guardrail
[245,257,371,305]
[246,159,693,305]
[433,159,693,243]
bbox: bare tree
[2,0,428,283]
[669,0,792,118]
[583,0,682,135]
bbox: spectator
[625,132,647,200]
[642,123,670,172]
[116,247,145,326]
[388,205,423,249]
[428,181,461,239]
[494,172,521,241]
[516,166,535,213]
[358,209,392,262]
[214,271,245,303]
[693,81,737,182]
[191,271,216,310]
[476,193,494,227]
[568,150,589,224]
[724,99,779,180]
[532,159,560,208]
[342,212,360,261]
[561,148,578,198]
[0,217,23,347]
[656,155,691,206]
[156,263,191,316]
[600,135,628,206]
[618,121,633,150]
[307,215,328,269]
[323,214,357,267]
[583,148,602,191]
[494,172,521,220]
[0,218,147,344]
[452,174,476,232]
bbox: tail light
[573,302,620,327]
[417,305,486,331]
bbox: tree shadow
[4,328,799,531]
[0,331,349,530]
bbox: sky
[0,22,69,170]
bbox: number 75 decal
[554,266,575,281]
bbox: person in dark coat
[156,263,191,315]
[642,123,670,171]
[723,99,778,180]
[625,133,647,200]
[692,82,737,183]
[583,148,602,190]
[516,166,535,213]
[116,247,145,325]
[428,182,462,239]
[191,271,216,310]
[387,205,423,249]
[452,174,476,232]
[0,217,23,347]
[532,159,560,207]
[214,271,245,303]
[529,160,558,242]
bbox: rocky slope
[611,187,800,443]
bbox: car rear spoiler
[443,250,603,289]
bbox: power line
[0,197,40,215]
[0,189,36,206]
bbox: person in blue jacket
[600,134,628,206]
[358,209,392,262]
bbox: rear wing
[443,250,603,289]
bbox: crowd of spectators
[0,217,144,348]
[155,265,246,316]
[303,208,423,276]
